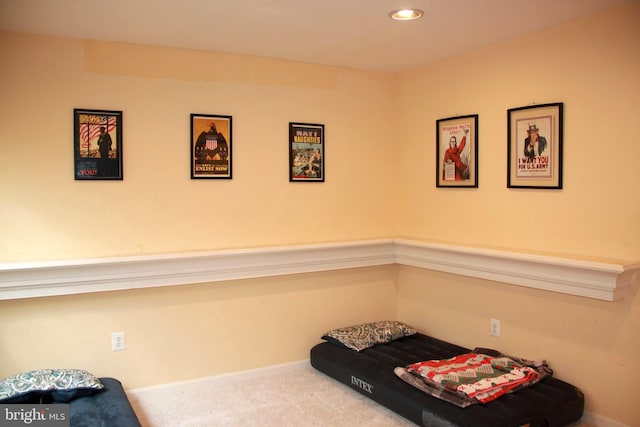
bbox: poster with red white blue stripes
[74,108,123,180]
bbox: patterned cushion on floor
[0,369,104,403]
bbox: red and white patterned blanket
[395,350,551,407]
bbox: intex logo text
[351,376,374,394]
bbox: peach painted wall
[0,28,399,396]
[0,266,398,388]
[396,2,640,263]
[0,32,397,262]
[396,2,640,425]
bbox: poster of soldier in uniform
[507,103,563,189]
[191,114,232,179]
[289,122,324,182]
[74,109,123,180]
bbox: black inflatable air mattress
[310,333,584,427]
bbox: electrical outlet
[111,332,125,351]
[490,318,501,337]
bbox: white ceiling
[0,0,630,72]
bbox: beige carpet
[128,361,590,427]
[129,362,415,426]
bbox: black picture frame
[436,114,478,188]
[507,103,563,189]
[289,122,324,182]
[190,114,232,179]
[73,108,123,180]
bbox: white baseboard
[129,359,309,398]
[581,411,630,427]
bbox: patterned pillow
[322,320,417,351]
[0,369,104,404]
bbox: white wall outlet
[490,318,501,337]
[111,332,125,351]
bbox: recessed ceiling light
[389,9,424,21]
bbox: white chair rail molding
[1,239,638,301]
